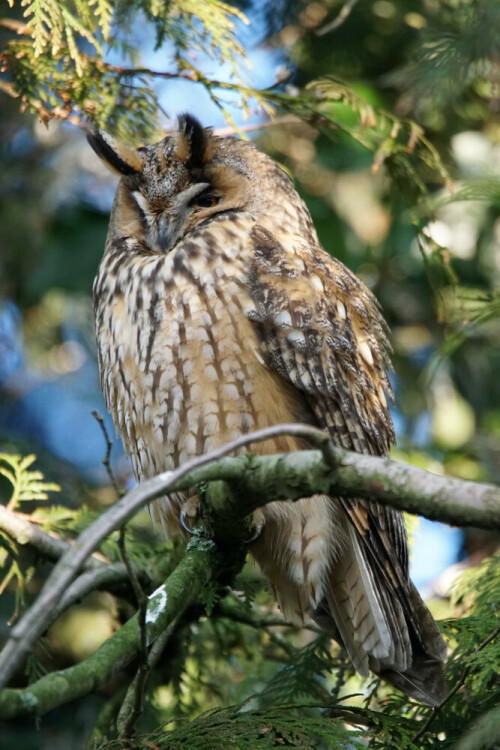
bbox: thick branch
[0,541,215,719]
[53,564,134,621]
[0,505,145,623]
[209,448,500,528]
[0,426,318,691]
[0,505,102,567]
[0,424,498,698]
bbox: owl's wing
[246,225,445,668]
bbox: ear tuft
[177,113,207,170]
[87,128,142,176]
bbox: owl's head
[88,115,297,254]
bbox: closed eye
[191,192,221,209]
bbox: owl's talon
[246,526,262,544]
[180,510,196,535]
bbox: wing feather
[248,225,407,571]
[247,225,445,667]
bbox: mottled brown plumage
[89,115,447,704]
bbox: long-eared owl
[89,115,446,705]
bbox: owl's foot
[247,508,265,544]
[246,526,261,544]
[179,494,200,535]
[179,501,264,541]
[179,509,196,535]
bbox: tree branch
[53,563,133,621]
[116,606,187,737]
[0,505,95,566]
[0,505,148,623]
[0,423,498,705]
[115,525,148,739]
[0,425,321,691]
[0,541,215,719]
[316,0,360,35]
[214,598,322,634]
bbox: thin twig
[330,649,350,701]
[92,410,125,497]
[213,115,302,137]
[412,624,500,743]
[316,0,360,35]
[325,705,376,729]
[215,599,322,634]
[116,526,148,739]
[111,65,195,81]
[117,528,147,614]
[267,629,296,657]
[116,604,190,736]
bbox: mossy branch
[0,423,498,717]
[0,505,149,622]
[0,541,215,720]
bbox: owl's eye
[192,193,221,209]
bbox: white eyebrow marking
[132,190,152,218]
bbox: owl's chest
[95,248,275,473]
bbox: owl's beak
[157,182,210,252]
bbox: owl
[88,115,446,705]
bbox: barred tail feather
[251,495,340,624]
[252,494,446,706]
[322,527,395,676]
[312,525,446,706]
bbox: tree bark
[0,424,498,716]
